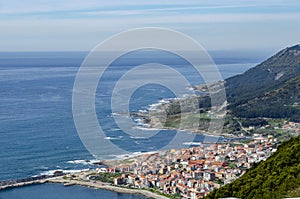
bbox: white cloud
[1,0,300,51]
[2,13,300,28]
[1,0,299,16]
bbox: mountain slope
[205,135,300,199]
[225,44,300,121]
[230,74,300,121]
[154,44,300,132]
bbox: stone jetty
[0,173,65,190]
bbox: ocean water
[0,183,148,199]
[0,51,261,198]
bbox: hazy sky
[1,0,300,51]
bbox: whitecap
[183,142,202,146]
[67,159,100,165]
[129,136,147,139]
[108,151,159,160]
[104,136,121,140]
[39,169,90,176]
[109,128,121,132]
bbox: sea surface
[0,183,148,199]
[0,51,265,198]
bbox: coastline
[135,124,241,140]
[132,107,241,140]
[48,175,169,199]
[0,172,169,199]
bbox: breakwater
[0,173,65,190]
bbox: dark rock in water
[92,161,104,165]
[53,171,64,176]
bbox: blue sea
[0,183,148,199]
[0,51,264,198]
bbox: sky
[0,0,300,52]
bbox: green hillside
[143,44,300,132]
[205,135,300,199]
[231,74,300,121]
[225,44,300,121]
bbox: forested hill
[225,44,300,121]
[205,135,300,199]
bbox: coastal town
[90,120,300,198]
[99,137,275,198]
[1,121,299,199]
